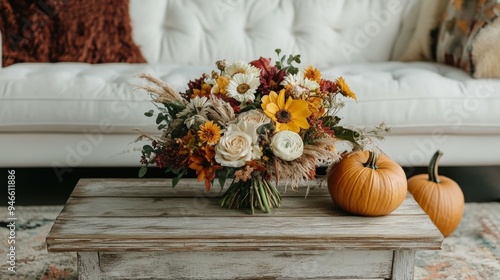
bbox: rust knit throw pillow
[50,0,146,64]
[0,1,55,66]
[0,0,146,67]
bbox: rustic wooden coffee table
[46,178,443,280]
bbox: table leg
[78,252,101,280]
[391,250,415,280]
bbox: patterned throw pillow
[436,0,500,78]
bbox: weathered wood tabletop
[46,178,443,280]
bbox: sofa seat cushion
[1,62,499,136]
[0,63,211,133]
[326,62,500,135]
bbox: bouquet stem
[220,179,282,214]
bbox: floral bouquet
[136,49,384,213]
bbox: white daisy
[289,85,305,98]
[281,71,320,97]
[223,60,260,78]
[226,73,260,102]
[302,77,320,92]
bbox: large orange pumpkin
[327,150,407,216]
[407,150,464,237]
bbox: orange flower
[307,97,325,119]
[189,145,222,192]
[191,83,212,98]
[336,76,357,101]
[178,130,197,151]
[304,66,322,83]
[261,89,312,133]
[198,121,221,145]
[246,160,267,172]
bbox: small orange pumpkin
[407,150,464,237]
[327,150,407,216]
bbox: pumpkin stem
[428,150,443,183]
[363,151,378,169]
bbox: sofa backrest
[129,0,421,67]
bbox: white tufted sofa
[1,0,500,170]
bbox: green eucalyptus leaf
[156,113,164,124]
[218,174,227,189]
[332,126,361,144]
[289,67,298,75]
[138,166,148,178]
[321,116,341,128]
[239,104,257,113]
[144,110,154,117]
[172,170,186,188]
[142,145,154,153]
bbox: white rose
[215,121,260,167]
[237,109,271,127]
[270,131,304,161]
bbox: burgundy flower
[258,66,287,95]
[186,74,208,95]
[155,151,168,169]
[320,79,338,93]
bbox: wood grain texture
[98,251,393,279]
[391,250,416,280]
[47,215,441,252]
[58,195,425,218]
[47,178,443,253]
[77,252,101,280]
[69,178,327,197]
[48,178,442,279]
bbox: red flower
[320,79,338,93]
[250,57,272,71]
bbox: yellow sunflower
[261,89,312,133]
[198,121,221,145]
[336,76,357,101]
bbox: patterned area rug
[1,203,499,280]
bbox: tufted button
[330,26,341,33]
[292,29,305,36]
